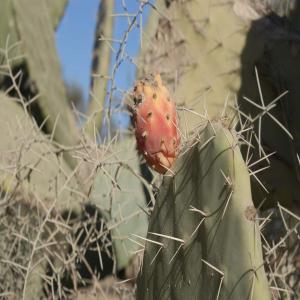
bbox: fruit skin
[131,74,180,174]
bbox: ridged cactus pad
[137,121,270,299]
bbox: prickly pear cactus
[138,0,255,130]
[0,0,20,63]
[0,93,83,212]
[89,138,150,270]
[11,0,79,168]
[0,0,68,72]
[137,121,270,299]
[236,1,300,209]
[139,0,300,210]
[45,0,69,29]
[131,74,180,174]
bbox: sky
[56,0,151,107]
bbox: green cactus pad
[0,0,21,64]
[0,93,83,212]
[45,0,69,29]
[137,121,270,299]
[89,138,150,270]
[0,0,68,77]
[138,0,253,131]
[12,0,79,168]
[85,0,114,137]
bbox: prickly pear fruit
[131,74,180,174]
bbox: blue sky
[56,0,151,107]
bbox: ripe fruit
[131,74,180,174]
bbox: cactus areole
[131,74,180,174]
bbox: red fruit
[131,74,180,174]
